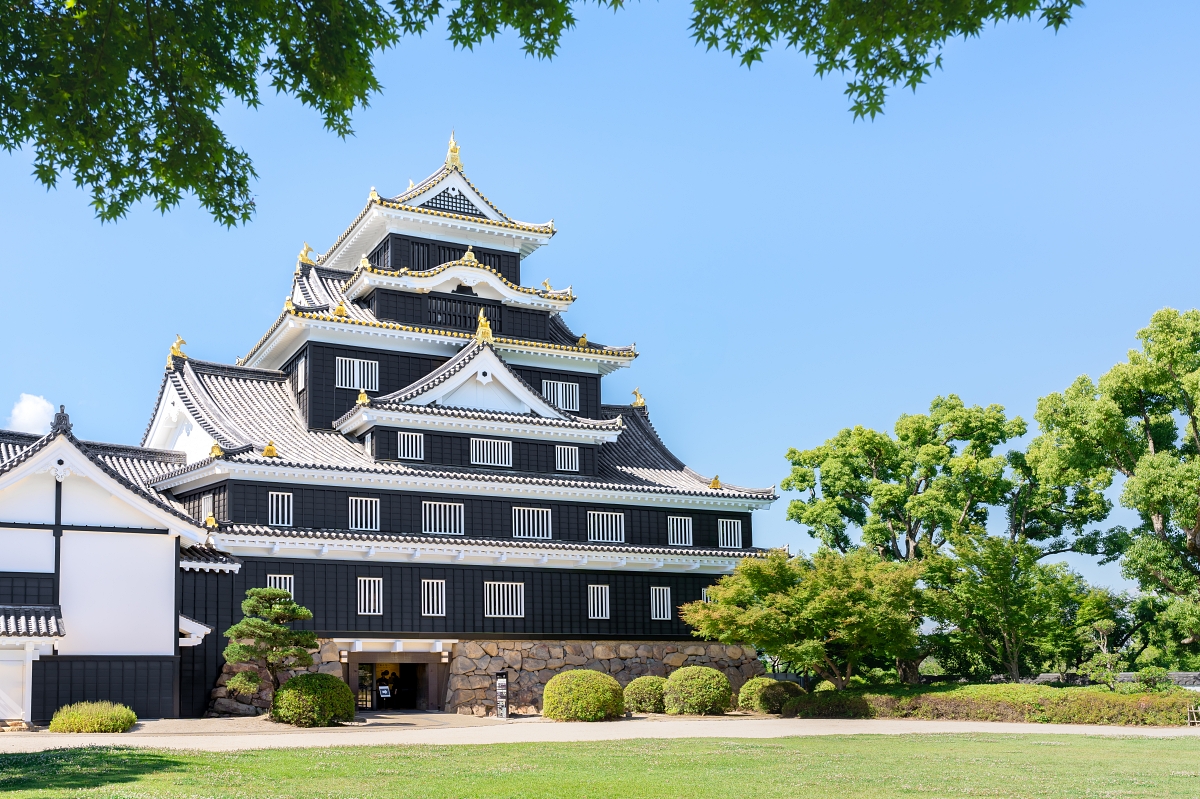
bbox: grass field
[1,735,1197,798]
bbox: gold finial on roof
[334,300,348,318]
[356,389,370,406]
[542,279,553,291]
[360,254,370,270]
[474,307,494,344]
[210,443,224,459]
[205,513,218,530]
[709,475,721,490]
[284,297,294,313]
[407,179,414,191]
[369,186,380,201]
[167,335,187,369]
[262,440,278,458]
[577,334,588,347]
[631,387,645,407]
[462,246,477,264]
[298,242,315,265]
[446,131,463,170]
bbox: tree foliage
[1,1,1083,225]
[223,587,318,695]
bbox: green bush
[738,677,803,714]
[48,701,137,733]
[543,669,625,721]
[1136,667,1172,693]
[624,676,667,714]
[663,666,732,715]
[781,683,1193,726]
[271,673,355,727]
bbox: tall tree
[2,1,1083,225]
[224,587,318,696]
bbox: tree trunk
[896,656,924,685]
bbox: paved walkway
[3,712,1199,753]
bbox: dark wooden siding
[373,290,552,343]
[0,572,54,604]
[368,233,521,284]
[226,481,752,549]
[501,306,548,340]
[176,485,229,525]
[32,657,177,721]
[368,428,598,477]
[306,343,447,430]
[512,367,601,418]
[283,347,309,427]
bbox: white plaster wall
[0,472,55,525]
[0,657,25,719]
[60,473,163,528]
[58,531,176,655]
[0,529,54,572]
[442,378,527,413]
[145,384,215,464]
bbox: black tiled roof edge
[220,524,765,558]
[0,605,66,637]
[180,545,243,567]
[335,401,622,431]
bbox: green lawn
[1,735,1196,798]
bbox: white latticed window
[541,380,580,412]
[422,501,464,535]
[587,510,624,543]
[650,586,672,621]
[702,587,713,603]
[268,492,293,527]
[512,507,552,539]
[588,585,610,620]
[294,356,306,392]
[397,431,424,461]
[349,497,380,531]
[471,437,512,467]
[335,357,379,391]
[422,579,446,617]
[718,519,743,549]
[201,494,213,522]
[357,577,383,615]
[555,445,579,472]
[484,581,524,618]
[667,516,692,546]
[267,574,294,596]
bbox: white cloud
[7,394,55,435]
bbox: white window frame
[267,574,294,596]
[363,431,374,459]
[512,507,552,540]
[349,497,380,531]
[470,437,512,467]
[268,491,293,527]
[667,516,693,546]
[650,586,672,621]
[702,587,713,603]
[201,494,214,522]
[555,445,579,472]
[588,585,610,620]
[335,357,379,391]
[484,581,524,618]
[357,577,383,615]
[587,510,625,543]
[422,579,446,617]
[422,501,464,535]
[397,431,424,461]
[295,355,306,393]
[718,519,743,549]
[541,380,581,412]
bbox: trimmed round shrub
[624,675,667,713]
[663,666,732,715]
[738,677,804,714]
[49,701,137,733]
[543,669,625,721]
[271,673,356,727]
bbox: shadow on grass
[0,747,188,792]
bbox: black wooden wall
[0,572,54,604]
[513,366,601,418]
[32,656,177,721]
[371,427,598,477]
[224,481,752,549]
[368,233,521,284]
[303,343,447,430]
[372,290,551,343]
[178,485,228,524]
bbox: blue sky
[1,1,1196,590]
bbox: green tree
[223,587,318,696]
[3,1,1083,225]
[680,548,922,689]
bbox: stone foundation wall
[207,639,345,717]
[447,640,764,716]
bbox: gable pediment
[420,186,488,219]
[407,345,567,419]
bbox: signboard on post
[496,674,509,719]
[377,685,391,699]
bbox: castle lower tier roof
[0,605,65,638]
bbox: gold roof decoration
[209,443,224,459]
[262,440,279,458]
[333,300,348,318]
[446,130,463,170]
[360,254,371,269]
[167,335,187,369]
[542,279,553,291]
[407,179,414,191]
[369,187,380,202]
[356,389,371,406]
[462,245,477,264]
[284,297,294,312]
[204,513,218,530]
[631,387,645,407]
[298,242,316,265]
[474,307,494,344]
[577,334,588,347]
[709,475,721,490]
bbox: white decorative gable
[407,346,567,419]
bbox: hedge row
[782,683,1194,726]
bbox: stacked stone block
[207,640,345,717]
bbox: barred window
[423,501,464,535]
[702,587,713,603]
[398,431,424,461]
[650,586,672,621]
[667,516,692,546]
[335,357,379,391]
[471,437,512,467]
[588,510,624,543]
[555,445,579,472]
[363,431,374,459]
[201,494,214,523]
[484,581,524,618]
[349,497,380,531]
[541,380,580,412]
[268,492,293,527]
[358,577,383,615]
[422,579,446,617]
[267,574,294,596]
[295,356,306,393]
[512,507,552,540]
[588,585,610,620]
[718,519,743,549]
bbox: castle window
[422,579,446,617]
[588,585,610,620]
[357,577,383,615]
[335,357,379,392]
[471,437,512,467]
[718,519,743,549]
[650,586,672,621]
[349,497,380,531]
[555,445,579,472]
[541,380,580,412]
[484,581,524,618]
[512,507,552,540]
[398,431,424,461]
[667,516,692,546]
[295,356,306,392]
[268,491,293,527]
[267,574,294,596]
[702,587,713,603]
[587,511,624,543]
[201,494,213,523]
[422,501,464,535]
